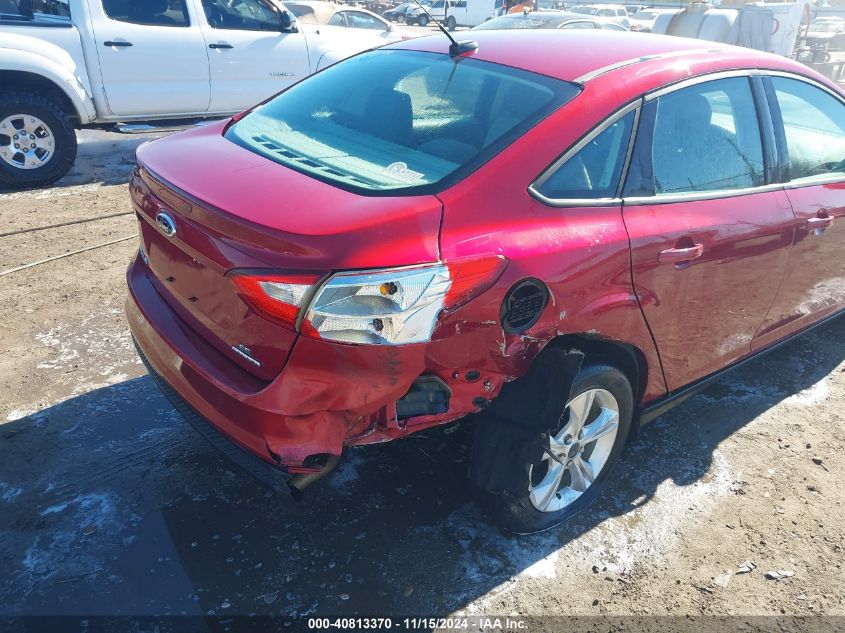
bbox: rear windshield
[225,49,579,195]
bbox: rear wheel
[417,14,429,25]
[446,15,456,29]
[396,14,405,22]
[0,90,77,189]
[477,363,633,534]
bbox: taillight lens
[443,255,508,311]
[231,272,324,329]
[303,264,451,345]
[232,256,507,345]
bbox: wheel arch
[542,334,648,427]
[0,66,95,125]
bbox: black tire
[446,15,456,30]
[417,14,429,25]
[396,14,405,22]
[0,90,77,189]
[476,363,634,534]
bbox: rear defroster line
[0,234,136,277]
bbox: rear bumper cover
[126,254,429,468]
[134,339,296,500]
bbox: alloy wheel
[528,388,620,513]
[0,114,55,170]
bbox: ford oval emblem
[155,211,177,237]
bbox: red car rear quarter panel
[435,86,666,405]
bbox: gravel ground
[0,128,843,623]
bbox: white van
[406,0,503,29]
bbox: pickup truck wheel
[417,14,429,26]
[0,91,77,189]
[446,15,456,30]
[476,363,633,534]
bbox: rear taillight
[231,272,324,329]
[303,264,451,345]
[231,256,507,345]
[443,255,508,311]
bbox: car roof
[388,29,795,84]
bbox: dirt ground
[0,128,843,624]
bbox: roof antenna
[410,0,479,57]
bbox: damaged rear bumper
[134,340,297,501]
[126,255,430,472]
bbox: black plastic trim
[0,18,72,26]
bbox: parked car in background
[383,1,417,22]
[627,7,676,31]
[473,10,629,30]
[537,0,567,9]
[805,16,845,45]
[571,3,629,26]
[126,29,845,533]
[284,0,404,40]
[326,6,395,30]
[0,0,395,188]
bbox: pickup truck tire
[417,14,429,26]
[0,91,77,189]
[446,16,456,30]
[475,363,633,534]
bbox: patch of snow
[783,378,830,407]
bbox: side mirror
[279,10,297,32]
[386,21,394,30]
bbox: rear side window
[344,11,384,28]
[770,77,845,183]
[202,0,280,30]
[650,77,765,195]
[103,0,189,26]
[225,50,579,194]
[534,110,635,200]
[1,0,71,22]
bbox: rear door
[90,0,210,115]
[195,0,311,113]
[622,76,795,390]
[752,75,845,349]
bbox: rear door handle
[658,244,704,265]
[807,216,833,232]
[209,43,234,49]
[103,40,133,47]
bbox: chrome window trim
[784,175,845,190]
[623,182,785,206]
[641,69,771,102]
[528,99,640,209]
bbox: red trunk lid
[131,121,443,381]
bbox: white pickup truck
[0,0,398,188]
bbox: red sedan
[126,30,845,533]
